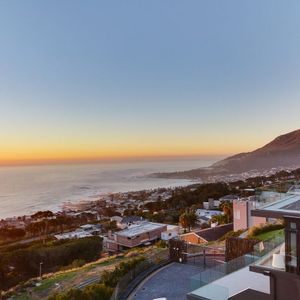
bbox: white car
[153,298,167,300]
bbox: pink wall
[233,200,266,231]
[233,200,248,231]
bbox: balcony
[187,235,284,300]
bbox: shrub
[60,259,86,271]
[0,236,102,291]
[100,256,146,288]
[219,229,245,241]
[248,222,284,238]
[155,240,167,248]
[48,283,113,300]
[124,250,139,258]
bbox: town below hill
[151,129,300,180]
[1,167,300,299]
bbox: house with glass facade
[187,190,300,300]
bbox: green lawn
[253,229,284,241]
[33,272,77,292]
[13,256,127,300]
[11,294,33,300]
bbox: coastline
[0,158,216,220]
[1,177,198,220]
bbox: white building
[196,209,223,224]
[161,225,180,241]
[54,230,93,240]
[54,224,101,240]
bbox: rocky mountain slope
[152,129,300,179]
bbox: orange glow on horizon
[0,130,268,166]
[0,142,257,166]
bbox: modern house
[233,197,266,231]
[120,216,144,227]
[219,195,240,203]
[105,221,167,252]
[196,209,223,225]
[110,215,123,228]
[203,198,221,210]
[54,224,101,240]
[161,224,180,241]
[180,223,233,245]
[110,215,145,229]
[187,190,300,300]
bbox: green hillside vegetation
[0,236,102,291]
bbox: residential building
[196,209,223,225]
[187,190,300,300]
[180,223,233,245]
[105,221,167,252]
[120,216,144,227]
[219,195,240,203]
[196,209,223,218]
[54,230,92,240]
[203,198,220,210]
[54,223,101,240]
[110,215,145,229]
[110,215,123,228]
[233,197,266,231]
[161,225,180,241]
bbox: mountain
[152,129,300,179]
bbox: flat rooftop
[252,192,300,218]
[116,221,166,238]
[54,231,93,240]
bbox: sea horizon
[0,157,222,219]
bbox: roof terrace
[116,221,166,238]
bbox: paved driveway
[129,263,202,300]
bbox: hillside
[152,129,300,179]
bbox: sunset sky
[1,1,300,164]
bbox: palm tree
[220,201,233,223]
[179,209,197,232]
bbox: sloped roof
[194,223,233,242]
[220,195,239,201]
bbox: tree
[0,227,25,241]
[84,284,113,300]
[179,210,197,232]
[31,210,54,220]
[211,214,227,225]
[0,237,103,291]
[219,201,233,223]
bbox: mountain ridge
[151,129,300,179]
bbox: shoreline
[0,178,199,221]
[0,158,215,221]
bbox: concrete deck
[129,262,203,300]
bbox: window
[289,232,297,267]
[234,210,240,220]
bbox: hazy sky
[1,0,300,164]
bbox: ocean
[0,158,219,219]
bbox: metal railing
[189,234,285,292]
[110,249,170,300]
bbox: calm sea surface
[0,158,219,219]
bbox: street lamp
[39,262,43,279]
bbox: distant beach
[0,158,219,219]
